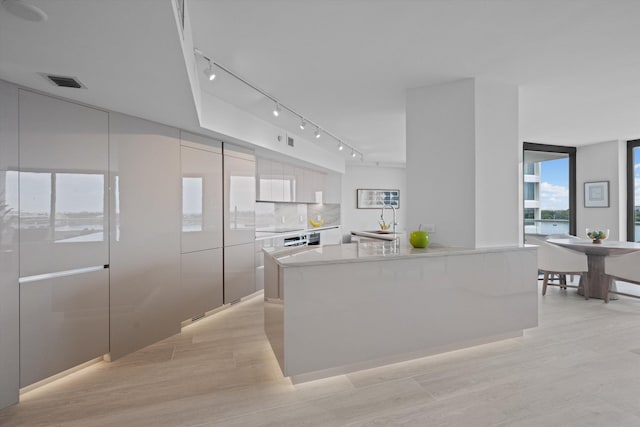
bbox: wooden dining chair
[526,234,589,299]
[604,252,640,303]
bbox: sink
[364,230,396,234]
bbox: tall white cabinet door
[17,90,110,388]
[0,80,19,409]
[109,113,181,360]
[18,90,109,276]
[181,248,223,320]
[181,134,223,253]
[223,148,255,246]
[224,242,256,303]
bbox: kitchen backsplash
[256,202,340,230]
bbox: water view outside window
[524,156,570,235]
[183,177,203,232]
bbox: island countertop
[265,241,535,268]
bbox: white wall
[407,79,476,248]
[341,165,406,237]
[406,78,519,248]
[474,79,520,247]
[576,140,626,240]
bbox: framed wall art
[356,189,400,209]
[584,181,609,208]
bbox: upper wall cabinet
[18,90,109,277]
[257,158,332,204]
[256,158,293,202]
[224,146,255,247]
[180,132,223,253]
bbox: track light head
[351,150,356,158]
[204,61,216,81]
[314,128,321,139]
[338,142,344,151]
[300,118,306,130]
[273,103,280,117]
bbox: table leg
[578,254,618,300]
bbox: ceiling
[188,0,640,164]
[3,1,640,166]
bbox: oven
[283,234,308,247]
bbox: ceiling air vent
[42,74,86,89]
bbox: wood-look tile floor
[2,282,640,427]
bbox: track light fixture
[193,47,363,160]
[204,60,216,81]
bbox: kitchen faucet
[380,204,398,234]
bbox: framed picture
[584,181,609,208]
[357,189,400,209]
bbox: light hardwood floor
[2,282,640,427]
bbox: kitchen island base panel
[287,330,522,384]
[264,245,538,380]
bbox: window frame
[523,142,577,236]
[627,139,640,242]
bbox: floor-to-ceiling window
[523,143,576,237]
[627,139,640,242]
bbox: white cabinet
[320,227,343,245]
[256,157,268,201]
[181,248,223,320]
[20,269,109,387]
[180,133,223,253]
[270,160,284,202]
[294,166,306,203]
[109,113,181,360]
[224,242,256,303]
[19,90,109,277]
[299,169,328,203]
[224,148,255,246]
[325,172,342,204]
[0,80,19,408]
[281,162,296,202]
[224,146,256,303]
[180,132,224,320]
[257,158,295,202]
[18,90,110,386]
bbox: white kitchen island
[264,240,538,382]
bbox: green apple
[410,230,429,248]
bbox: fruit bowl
[586,228,609,244]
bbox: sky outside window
[539,158,569,211]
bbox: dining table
[547,238,640,300]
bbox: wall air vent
[42,74,86,89]
[287,136,294,147]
